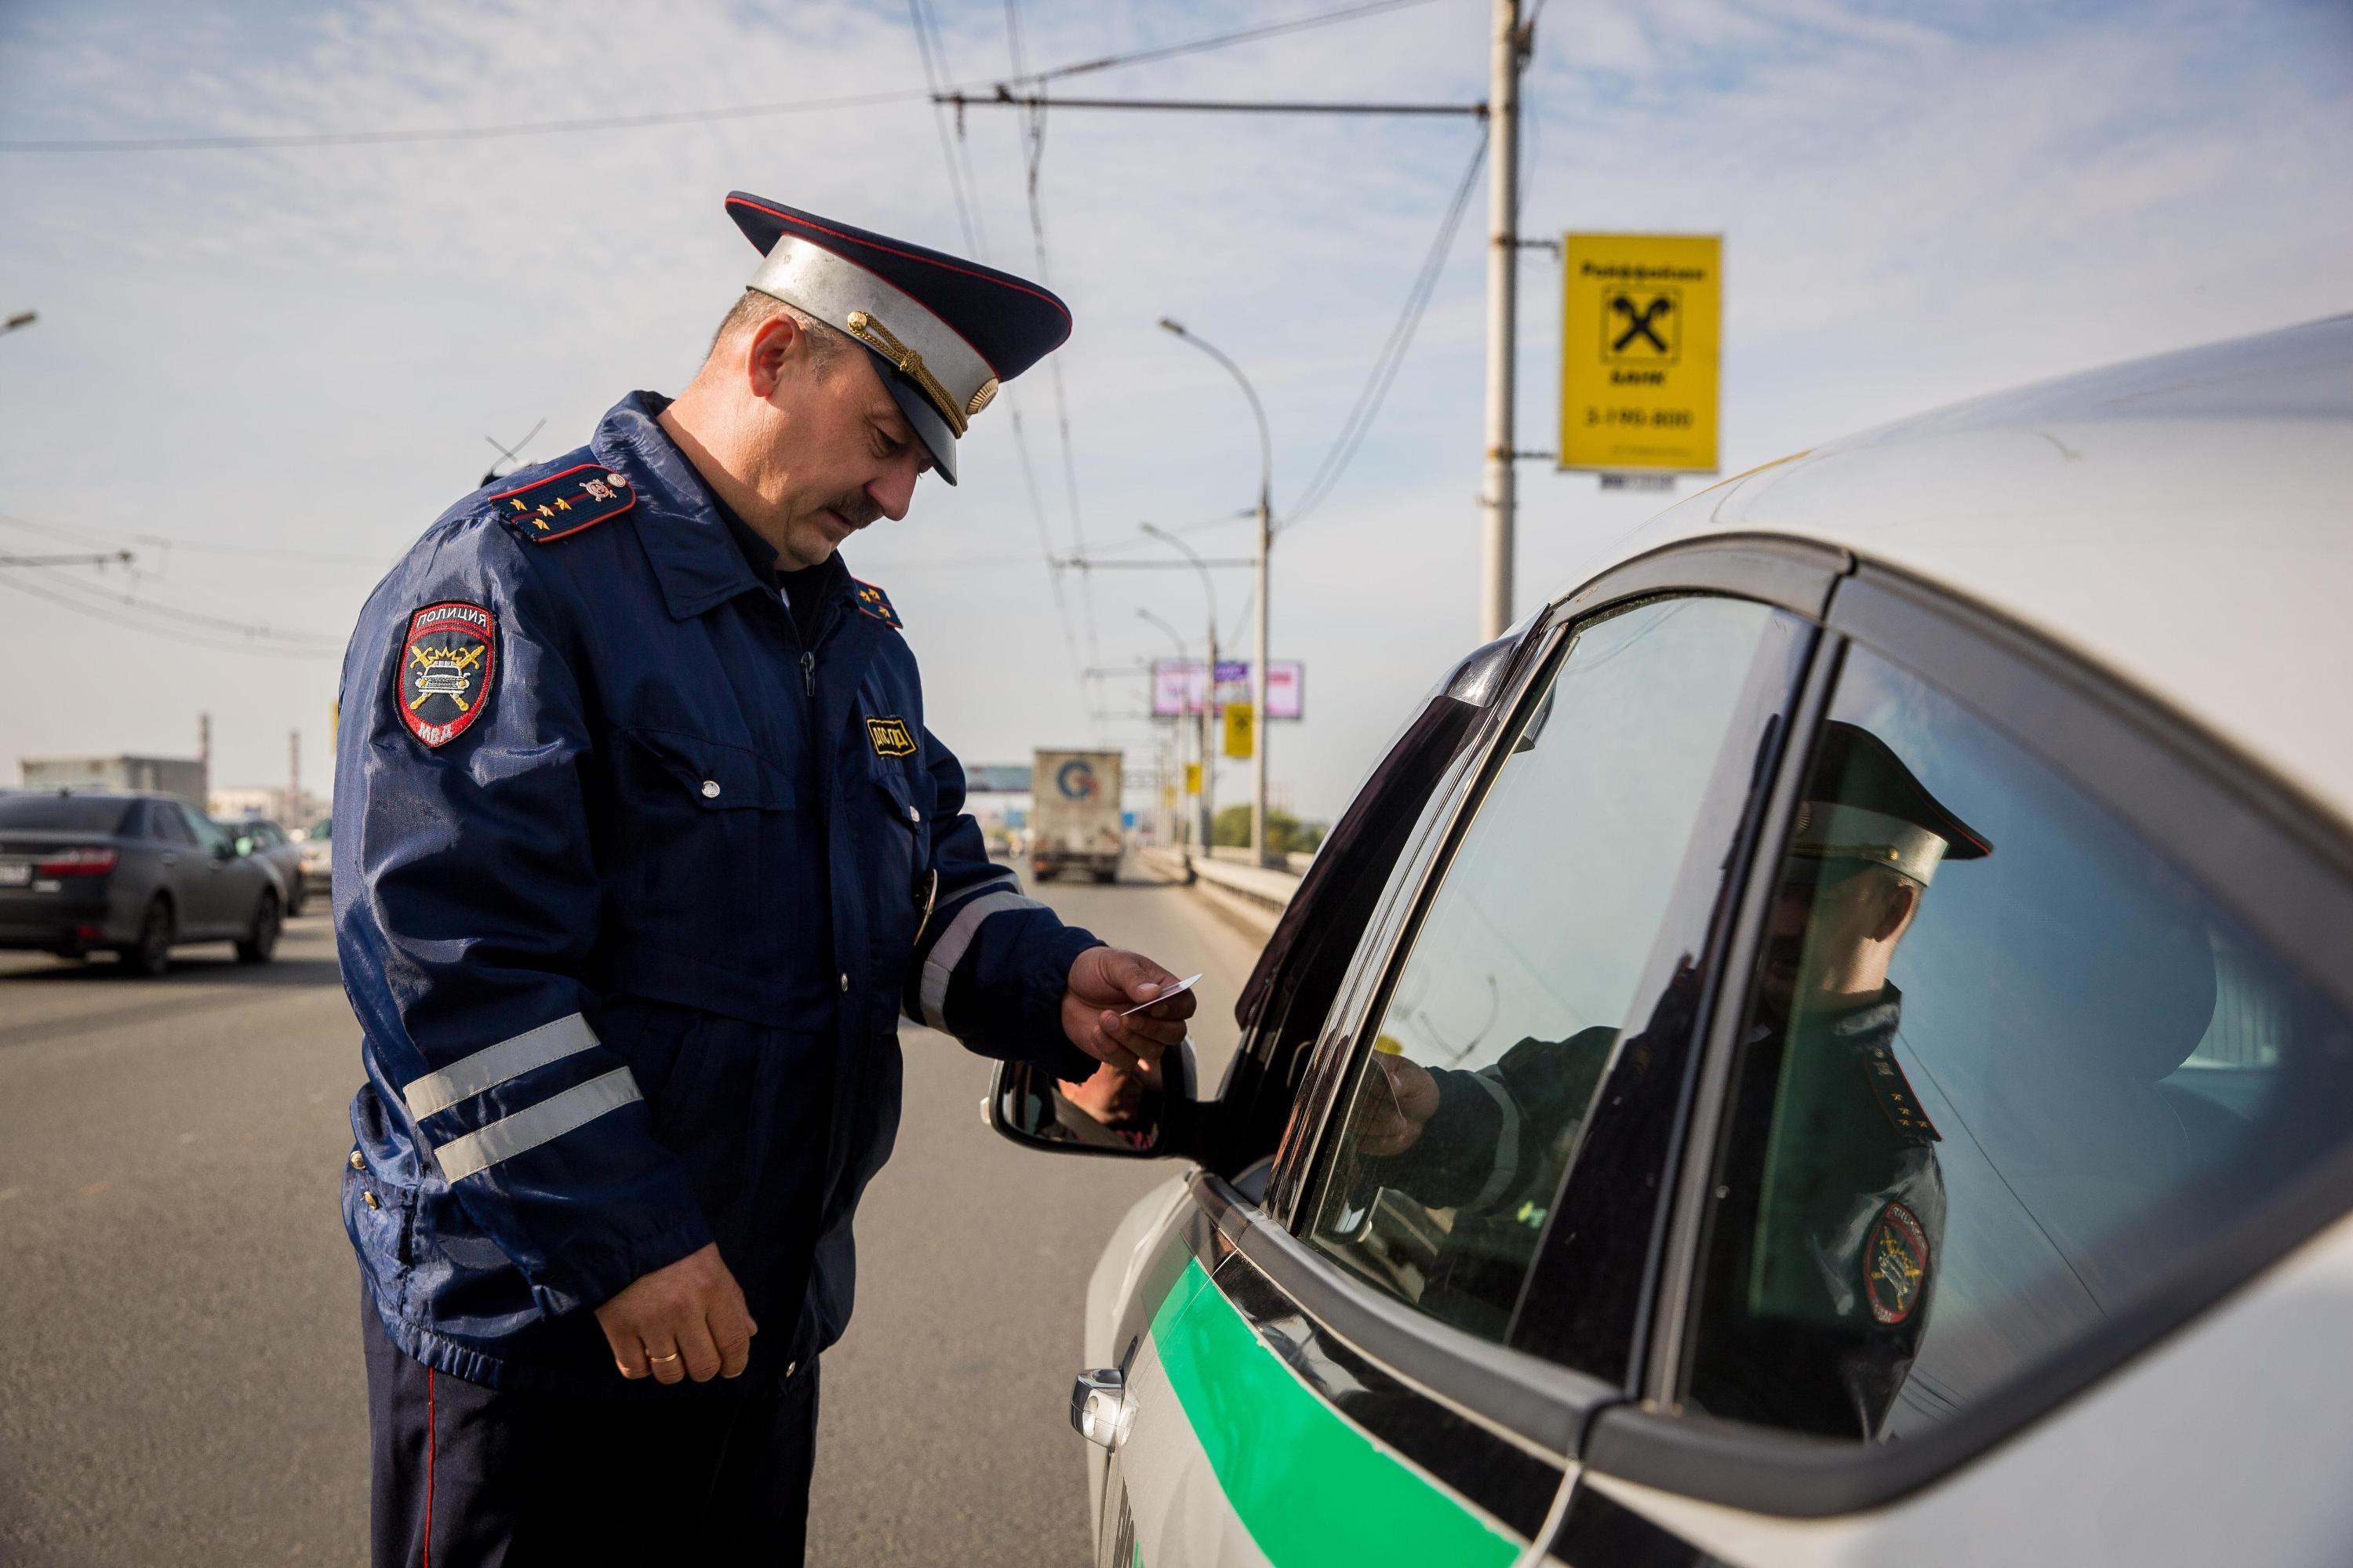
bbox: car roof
[1580,315,2353,830]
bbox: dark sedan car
[0,791,283,974]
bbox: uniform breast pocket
[865,760,936,1010]
[609,727,809,976]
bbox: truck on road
[1030,749,1123,884]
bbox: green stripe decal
[1151,1259,1522,1568]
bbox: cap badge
[966,378,999,418]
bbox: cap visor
[865,347,958,486]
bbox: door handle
[1071,1368,1130,1450]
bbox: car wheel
[236,889,282,964]
[119,896,173,977]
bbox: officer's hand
[593,1242,758,1385]
[1063,948,1195,1073]
[1354,1051,1439,1157]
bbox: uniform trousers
[364,1296,820,1567]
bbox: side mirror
[987,1039,1199,1160]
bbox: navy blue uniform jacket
[337,393,1102,1395]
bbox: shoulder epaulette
[853,578,904,630]
[489,463,635,544]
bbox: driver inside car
[1354,722,1991,1435]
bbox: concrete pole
[1479,0,1522,642]
[1202,620,1218,853]
[1251,482,1270,865]
[288,729,300,824]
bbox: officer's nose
[867,457,919,522]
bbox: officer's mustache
[820,494,883,530]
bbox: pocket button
[701,780,722,799]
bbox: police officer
[337,193,1197,1564]
[1353,722,1988,1434]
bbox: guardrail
[1136,845,1299,940]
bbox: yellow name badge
[866,716,918,757]
[1559,232,1722,475]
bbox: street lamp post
[1158,318,1273,866]
[1140,522,1218,857]
[1135,607,1191,850]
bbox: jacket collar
[592,391,768,622]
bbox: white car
[991,317,2353,1566]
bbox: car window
[182,808,232,853]
[1304,596,1811,1345]
[1682,643,2353,1443]
[308,817,332,841]
[150,803,196,845]
[0,795,132,833]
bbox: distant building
[19,755,206,803]
[210,785,325,825]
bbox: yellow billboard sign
[1223,704,1256,760]
[1184,762,1202,796]
[1559,233,1721,475]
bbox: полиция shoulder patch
[398,602,496,748]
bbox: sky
[1,0,2348,824]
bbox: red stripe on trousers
[424,1368,435,1568]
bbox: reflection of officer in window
[1719,721,1990,1439]
[1358,722,1989,1437]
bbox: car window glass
[151,804,197,846]
[1305,596,1808,1345]
[0,795,133,833]
[182,808,231,853]
[1684,644,2353,1443]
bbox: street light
[1140,522,1217,857]
[1135,607,1191,852]
[1158,316,1274,866]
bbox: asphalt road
[0,859,1263,1566]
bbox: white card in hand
[1120,973,1203,1017]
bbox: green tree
[1212,806,1326,857]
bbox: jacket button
[363,1190,380,1210]
[786,1359,799,1378]
[838,972,850,992]
[700,780,722,799]
[348,1149,364,1171]
[907,805,921,824]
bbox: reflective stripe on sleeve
[918,887,1046,1032]
[431,1067,643,1183]
[402,1012,601,1120]
[1467,1072,1522,1211]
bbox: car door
[1547,567,2353,1565]
[173,803,245,934]
[1104,562,1834,1568]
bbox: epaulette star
[853,578,904,631]
[490,464,635,544]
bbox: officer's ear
[744,311,812,402]
[1870,874,1922,944]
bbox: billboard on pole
[1559,232,1722,475]
[1150,660,1304,720]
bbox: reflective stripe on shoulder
[918,885,1045,1032]
[402,1012,601,1120]
[431,1067,642,1183]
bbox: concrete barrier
[1136,845,1298,942]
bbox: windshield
[0,795,133,833]
[308,817,332,841]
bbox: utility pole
[1140,522,1219,857]
[1156,320,1273,865]
[288,729,301,824]
[1480,0,1526,642]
